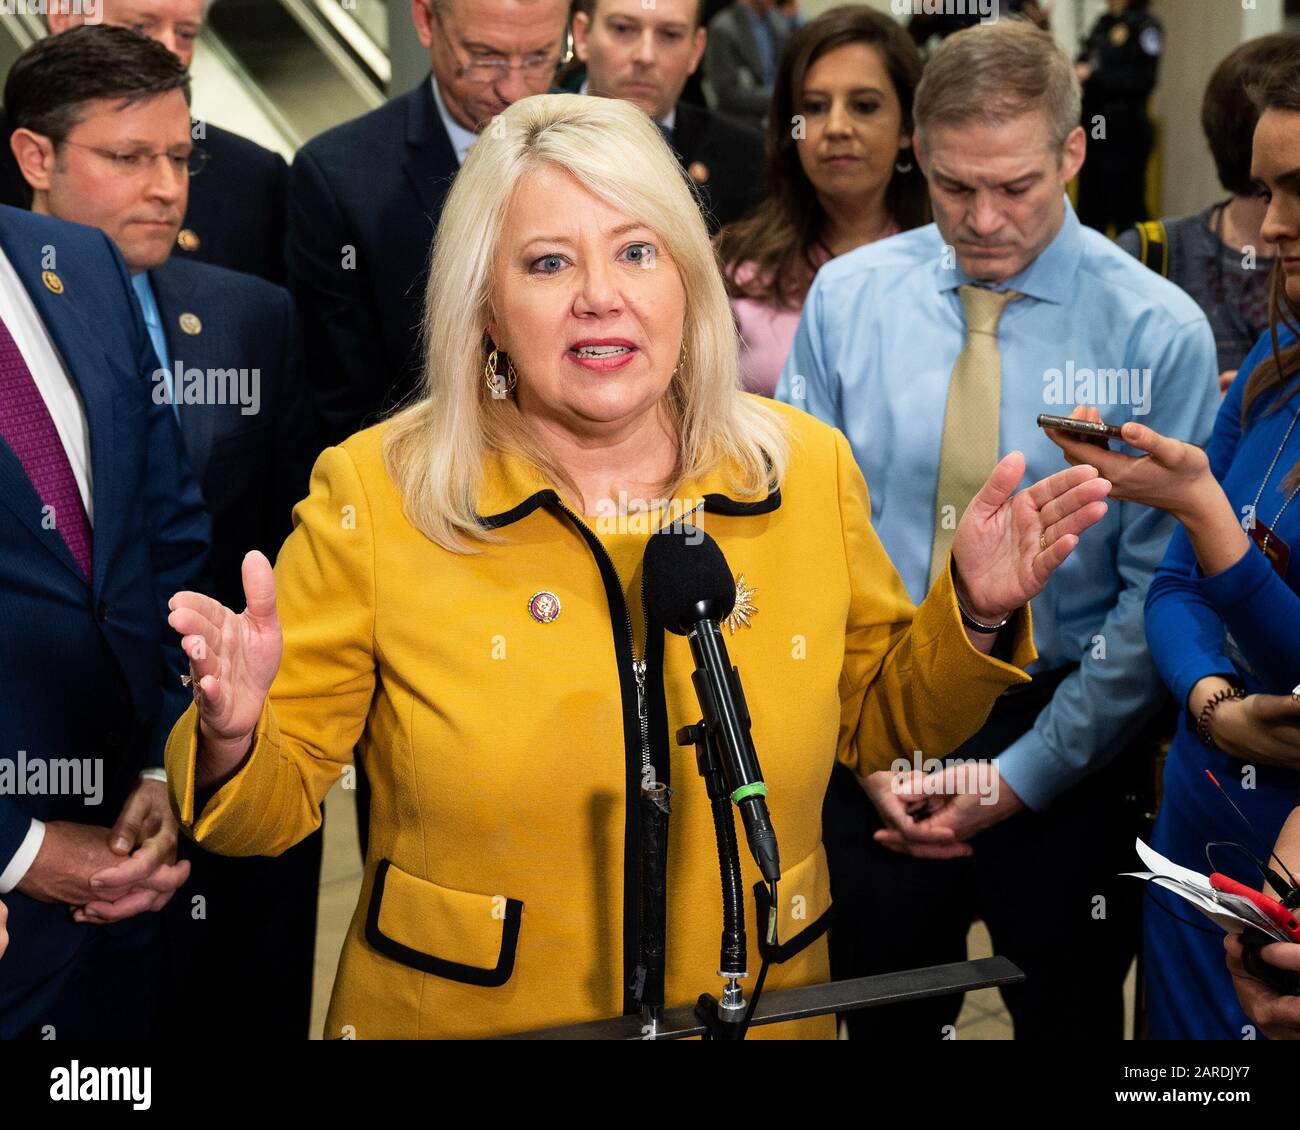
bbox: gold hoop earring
[484,347,517,396]
[672,341,688,378]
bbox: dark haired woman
[1049,50,1300,1039]
[717,5,928,396]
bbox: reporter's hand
[1045,406,1215,521]
[1226,933,1300,1039]
[861,770,972,860]
[1210,690,1300,768]
[168,551,283,788]
[73,778,190,924]
[0,897,7,959]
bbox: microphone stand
[677,719,748,1040]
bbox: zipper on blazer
[550,495,668,1014]
[553,499,652,772]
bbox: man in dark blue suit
[0,207,210,1039]
[287,0,569,448]
[565,0,765,234]
[7,25,320,1038]
[0,0,290,285]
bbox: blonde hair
[384,93,788,551]
[914,18,1081,152]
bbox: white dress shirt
[430,77,481,166]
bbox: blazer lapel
[150,262,218,476]
[0,222,119,590]
[670,101,702,165]
[402,78,459,224]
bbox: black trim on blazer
[701,487,782,517]
[365,859,523,987]
[547,501,648,1017]
[475,484,783,529]
[752,878,831,965]
[477,489,557,530]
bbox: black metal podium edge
[498,955,1025,1040]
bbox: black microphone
[645,526,780,883]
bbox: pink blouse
[728,226,897,397]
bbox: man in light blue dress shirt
[777,19,1219,1040]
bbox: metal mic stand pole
[677,720,748,1040]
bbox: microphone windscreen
[644,526,736,635]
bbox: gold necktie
[928,285,1022,589]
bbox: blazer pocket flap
[752,843,832,964]
[365,859,522,987]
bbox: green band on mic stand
[731,782,767,805]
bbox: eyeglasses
[59,141,210,179]
[429,3,561,86]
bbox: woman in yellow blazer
[163,94,1112,1039]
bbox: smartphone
[1037,413,1126,446]
[1240,925,1300,995]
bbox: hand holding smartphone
[1036,413,1126,448]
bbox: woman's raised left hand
[950,451,1112,623]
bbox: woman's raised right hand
[167,551,283,776]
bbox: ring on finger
[1039,531,1048,552]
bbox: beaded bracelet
[1196,684,1246,749]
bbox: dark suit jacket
[0,110,288,285]
[673,99,764,233]
[178,123,289,285]
[704,2,790,131]
[551,70,764,234]
[149,256,315,610]
[287,77,457,447]
[0,206,210,1035]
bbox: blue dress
[1144,326,1300,1040]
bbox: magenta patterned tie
[0,314,92,579]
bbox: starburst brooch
[724,573,757,634]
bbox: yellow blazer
[166,398,1034,1039]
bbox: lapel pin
[688,161,710,184]
[177,229,201,252]
[179,312,203,336]
[528,591,561,624]
[41,270,64,295]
